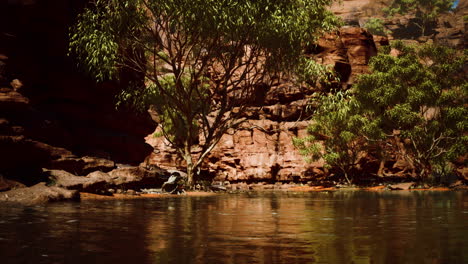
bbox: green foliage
[296,42,466,183]
[70,0,340,185]
[383,0,455,36]
[293,90,368,184]
[384,0,454,18]
[363,18,389,36]
[298,59,340,86]
[354,42,467,179]
[152,131,164,138]
[70,0,341,81]
[69,0,145,81]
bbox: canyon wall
[146,27,385,182]
[147,1,467,183]
[0,0,466,187]
[0,0,156,186]
[330,0,467,49]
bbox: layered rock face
[331,0,467,48]
[0,0,156,186]
[147,0,467,182]
[330,0,386,26]
[0,0,465,190]
[146,27,381,182]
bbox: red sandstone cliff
[146,0,467,183]
[146,27,384,183]
[0,0,466,189]
[331,0,467,49]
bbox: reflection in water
[0,191,467,264]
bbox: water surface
[0,191,467,264]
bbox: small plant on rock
[363,18,389,36]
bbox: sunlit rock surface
[0,0,465,189]
[0,182,79,205]
[146,27,381,182]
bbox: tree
[69,0,340,186]
[384,0,455,36]
[293,90,373,184]
[295,42,466,183]
[354,42,467,181]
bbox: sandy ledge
[80,191,218,200]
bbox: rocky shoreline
[1,171,466,205]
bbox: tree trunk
[343,172,352,185]
[341,166,352,185]
[187,163,194,187]
[377,159,385,177]
[184,145,195,187]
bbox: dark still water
[0,191,467,264]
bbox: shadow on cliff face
[391,18,438,40]
[0,0,155,186]
[0,0,156,183]
[0,136,49,185]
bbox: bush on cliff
[69,0,341,186]
[293,90,370,184]
[363,18,389,36]
[296,42,467,183]
[354,42,467,182]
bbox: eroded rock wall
[146,27,381,182]
[0,0,156,185]
[331,0,467,48]
[0,0,465,188]
[146,0,467,182]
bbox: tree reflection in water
[0,191,466,264]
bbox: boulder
[46,169,88,189]
[109,166,164,189]
[0,182,79,205]
[49,156,115,175]
[388,182,415,190]
[0,175,26,191]
[45,166,165,193]
[45,169,112,193]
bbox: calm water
[0,191,467,264]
